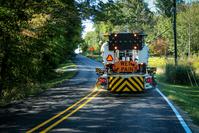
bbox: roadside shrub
[165,63,198,85]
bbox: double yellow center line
[27,86,102,133]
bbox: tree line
[1,0,199,100]
[83,0,199,57]
[0,0,88,97]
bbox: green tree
[150,2,199,57]
[93,0,153,32]
[155,0,186,17]
[155,0,173,17]
[0,0,82,97]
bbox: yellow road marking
[40,88,102,133]
[27,87,98,133]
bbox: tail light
[146,77,153,84]
[99,78,107,83]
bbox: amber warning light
[106,55,113,61]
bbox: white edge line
[156,88,192,133]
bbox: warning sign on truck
[113,61,138,73]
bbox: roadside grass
[149,57,199,125]
[42,60,77,89]
[0,60,77,107]
[157,74,199,126]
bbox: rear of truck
[96,32,156,93]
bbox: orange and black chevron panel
[108,76,144,93]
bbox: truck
[96,32,156,93]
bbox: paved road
[0,55,189,133]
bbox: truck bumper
[107,75,145,93]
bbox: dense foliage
[82,0,199,86]
[83,0,154,54]
[150,2,199,56]
[1,0,199,101]
[83,0,199,58]
[0,0,82,97]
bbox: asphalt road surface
[0,55,191,133]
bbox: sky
[82,0,156,37]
